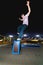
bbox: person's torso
[23,16,29,26]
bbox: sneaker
[17,32,19,35]
[17,38,21,40]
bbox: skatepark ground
[0,44,43,65]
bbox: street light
[9,35,13,38]
[23,34,27,37]
[35,35,40,37]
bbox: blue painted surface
[12,40,20,54]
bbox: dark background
[0,0,43,34]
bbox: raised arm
[25,1,31,16]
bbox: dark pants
[17,24,28,38]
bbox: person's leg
[17,25,23,33]
[18,25,27,39]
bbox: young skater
[17,1,31,40]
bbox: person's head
[21,14,25,19]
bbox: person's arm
[25,1,31,16]
[19,18,23,21]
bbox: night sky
[0,0,43,34]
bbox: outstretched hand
[26,1,30,6]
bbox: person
[17,1,31,40]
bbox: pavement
[0,44,43,65]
